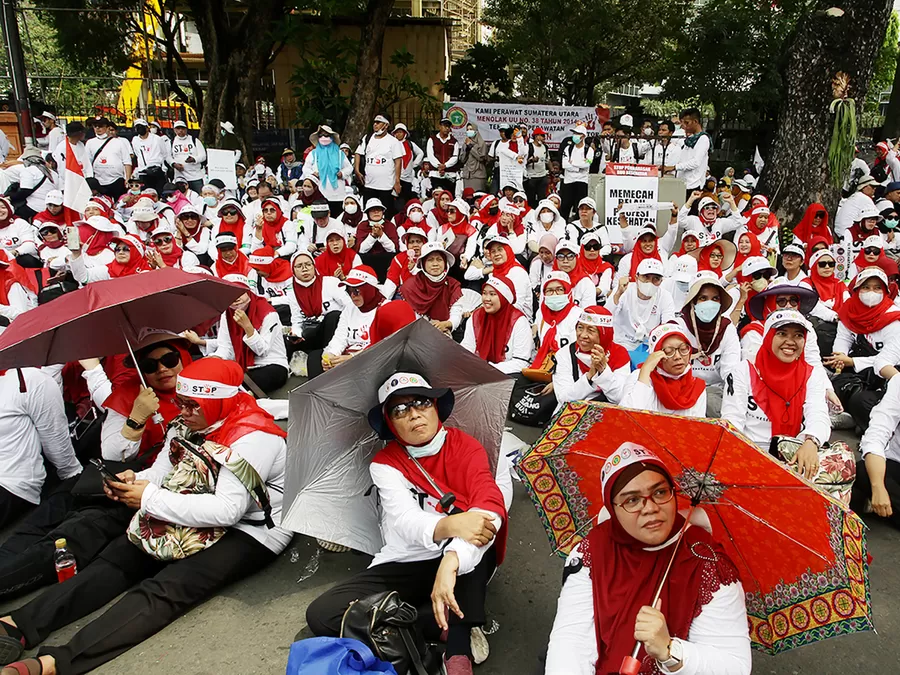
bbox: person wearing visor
[544,442,750,675]
[777,243,809,285]
[306,372,511,675]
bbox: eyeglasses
[294,261,314,270]
[114,245,130,254]
[152,236,173,245]
[583,242,601,251]
[387,397,434,420]
[774,296,800,308]
[751,271,771,280]
[221,209,239,216]
[708,251,724,260]
[173,395,201,413]
[614,486,675,513]
[817,260,836,268]
[346,287,362,296]
[555,252,577,261]
[863,247,881,256]
[782,252,802,259]
[137,350,181,375]
[263,207,279,214]
[661,343,691,357]
[544,286,567,296]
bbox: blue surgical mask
[885,218,898,229]
[466,130,476,138]
[572,134,583,144]
[675,280,690,293]
[694,300,721,323]
[203,196,217,207]
[404,426,447,459]
[544,295,569,311]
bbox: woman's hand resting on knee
[431,551,462,631]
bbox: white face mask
[540,212,554,224]
[318,136,332,146]
[859,290,884,307]
[95,133,108,140]
[643,127,653,136]
[544,295,569,311]
[750,278,769,292]
[344,203,358,215]
[637,281,658,298]
[408,211,424,223]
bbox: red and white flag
[63,137,91,226]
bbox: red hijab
[733,232,761,272]
[647,327,705,410]
[107,236,150,278]
[567,306,630,374]
[852,242,887,272]
[847,219,880,245]
[0,255,34,303]
[217,202,246,247]
[489,241,525,279]
[792,203,833,246]
[177,359,287,446]
[291,252,325,318]
[429,189,451,227]
[369,300,416,344]
[225,292,276,370]
[78,219,119,257]
[838,274,900,334]
[153,235,185,268]
[808,250,846,312]
[745,207,773,237]
[249,246,293,283]
[531,276,577,367]
[104,341,193,461]
[0,197,14,229]
[471,277,523,363]
[628,234,662,281]
[580,245,614,280]
[400,263,462,322]
[583,449,738,675]
[259,198,289,248]
[696,242,727,278]
[675,231,702,257]
[213,249,250,278]
[315,231,357,277]
[750,324,812,436]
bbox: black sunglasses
[220,209,239,216]
[583,242,601,251]
[153,236,173,245]
[137,350,181,375]
[113,245,130,253]
[817,260,836,268]
[863,247,881,256]
[751,270,771,280]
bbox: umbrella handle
[122,332,165,427]
[618,655,641,675]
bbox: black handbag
[340,591,439,675]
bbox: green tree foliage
[483,0,691,105]
[289,31,358,128]
[442,43,513,102]
[865,10,899,114]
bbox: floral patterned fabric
[127,423,273,561]
[775,438,856,506]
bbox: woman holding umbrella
[544,442,750,675]
[722,309,830,479]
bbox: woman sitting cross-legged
[305,372,512,675]
[544,442,751,675]
[461,275,533,373]
[0,359,291,675]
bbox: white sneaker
[470,626,490,665]
[290,351,308,377]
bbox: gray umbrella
[281,319,513,555]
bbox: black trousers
[524,176,549,208]
[306,546,496,658]
[395,180,416,216]
[0,501,131,601]
[247,364,288,394]
[0,486,31,531]
[13,531,275,675]
[363,188,397,220]
[328,200,344,219]
[97,178,126,201]
[851,458,900,529]
[304,311,345,379]
[185,179,204,194]
[834,370,885,432]
[430,177,456,194]
[559,181,587,223]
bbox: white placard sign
[604,163,660,229]
[206,148,238,190]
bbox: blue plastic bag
[628,343,649,369]
[285,637,398,675]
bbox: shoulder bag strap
[91,137,114,165]
[399,627,430,675]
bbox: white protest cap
[741,256,776,277]
[44,190,64,207]
[862,234,885,249]
[636,258,664,276]
[578,196,597,211]
[763,308,812,335]
[222,273,251,288]
[672,255,698,283]
[416,241,455,270]
[173,120,187,129]
[852,266,889,290]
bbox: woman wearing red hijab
[723,309,830,479]
[368,300,416,345]
[807,248,848,325]
[306,371,510,675]
[0,251,37,321]
[618,226,665,283]
[0,358,291,675]
[725,231,761,282]
[212,233,250,278]
[75,214,122,268]
[622,323,707,417]
[212,274,289,393]
[792,203,833,246]
[286,251,349,348]
[247,197,298,258]
[545,442,749,675]
[425,188,452,232]
[847,234,888,280]
[840,206,882,270]
[70,233,149,284]
[743,206,780,257]
[314,226,362,280]
[579,232,614,303]
[400,243,463,334]
[248,245,295,326]
[464,235,533,317]
[461,275,532,373]
[689,238,736,279]
[441,198,476,262]
[213,199,246,251]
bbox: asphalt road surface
[2,376,898,674]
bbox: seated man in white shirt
[852,375,900,528]
[306,372,512,675]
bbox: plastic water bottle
[54,538,77,582]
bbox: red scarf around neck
[750,329,812,437]
[225,295,276,370]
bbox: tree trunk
[342,0,395,149]
[757,0,892,230]
[187,0,286,162]
[882,45,900,139]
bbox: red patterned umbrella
[516,401,872,655]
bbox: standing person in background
[665,108,710,195]
[355,115,404,219]
[461,122,488,194]
[218,120,243,163]
[525,128,550,208]
[51,122,91,179]
[427,117,461,194]
[130,118,166,194]
[304,125,353,218]
[84,118,132,200]
[278,149,303,187]
[148,121,172,171]
[648,120,680,174]
[169,121,206,194]
[39,112,64,154]
[488,125,512,190]
[559,124,595,222]
[392,123,424,209]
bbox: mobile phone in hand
[90,458,120,485]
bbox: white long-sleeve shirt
[835,319,900,375]
[552,344,630,408]
[0,219,38,257]
[131,133,166,171]
[674,318,741,387]
[241,218,299,259]
[740,324,834,394]
[0,368,82,504]
[169,135,207,183]
[675,134,711,190]
[461,314,533,374]
[611,285,677,350]
[834,191,876,238]
[545,515,751,675]
[621,370,707,417]
[562,144,595,184]
[368,443,513,574]
[463,264,533,320]
[0,282,35,321]
[859,374,900,462]
[212,310,289,371]
[137,427,291,554]
[721,360,831,448]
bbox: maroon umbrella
[0,267,246,370]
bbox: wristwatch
[125,417,146,430]
[659,638,683,670]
